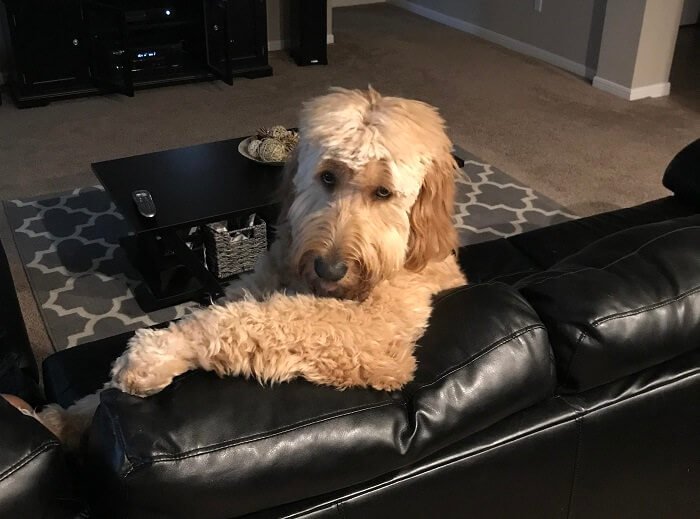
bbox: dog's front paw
[363,352,416,392]
[109,329,190,397]
[367,378,407,392]
[110,354,170,397]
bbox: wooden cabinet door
[228,0,268,71]
[4,0,90,88]
[84,1,134,96]
[203,0,233,85]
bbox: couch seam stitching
[565,365,700,415]
[105,398,135,473]
[522,226,700,288]
[564,285,700,381]
[566,417,583,519]
[591,285,700,327]
[405,324,545,401]
[123,324,544,475]
[563,329,589,383]
[487,268,540,283]
[0,440,60,482]
[431,282,497,304]
[289,367,700,512]
[123,400,398,476]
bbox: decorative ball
[281,131,299,151]
[247,139,262,158]
[270,125,288,139]
[256,127,273,139]
[258,138,288,162]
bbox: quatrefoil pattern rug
[3,147,574,350]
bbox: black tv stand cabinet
[0,0,272,108]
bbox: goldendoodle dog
[38,87,467,449]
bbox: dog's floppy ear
[404,153,458,271]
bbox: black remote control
[132,190,156,218]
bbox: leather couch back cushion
[519,215,700,393]
[663,138,700,206]
[87,283,555,519]
[0,400,73,517]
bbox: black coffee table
[93,137,283,311]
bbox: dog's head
[281,87,457,301]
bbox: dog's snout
[314,256,348,282]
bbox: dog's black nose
[314,256,348,282]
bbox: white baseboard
[592,76,671,100]
[388,0,594,79]
[268,34,334,52]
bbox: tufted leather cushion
[457,238,540,285]
[519,214,700,393]
[86,282,555,518]
[0,399,76,517]
[507,196,699,269]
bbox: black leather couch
[3,140,700,518]
[0,241,79,517]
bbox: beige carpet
[0,4,698,363]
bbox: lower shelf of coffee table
[121,234,211,312]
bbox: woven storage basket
[203,216,267,279]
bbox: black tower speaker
[289,0,328,66]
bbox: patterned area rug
[3,146,574,350]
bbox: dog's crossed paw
[109,329,182,397]
[110,354,173,397]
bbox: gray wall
[594,0,646,87]
[402,0,608,71]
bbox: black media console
[0,0,272,107]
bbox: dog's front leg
[108,309,217,396]
[111,290,433,396]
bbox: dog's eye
[320,171,336,187]
[374,186,392,199]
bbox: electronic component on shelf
[125,7,176,25]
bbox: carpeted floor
[1,5,698,210]
[0,4,698,363]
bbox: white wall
[593,0,684,100]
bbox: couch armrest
[86,283,555,518]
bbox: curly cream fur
[37,87,467,448]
